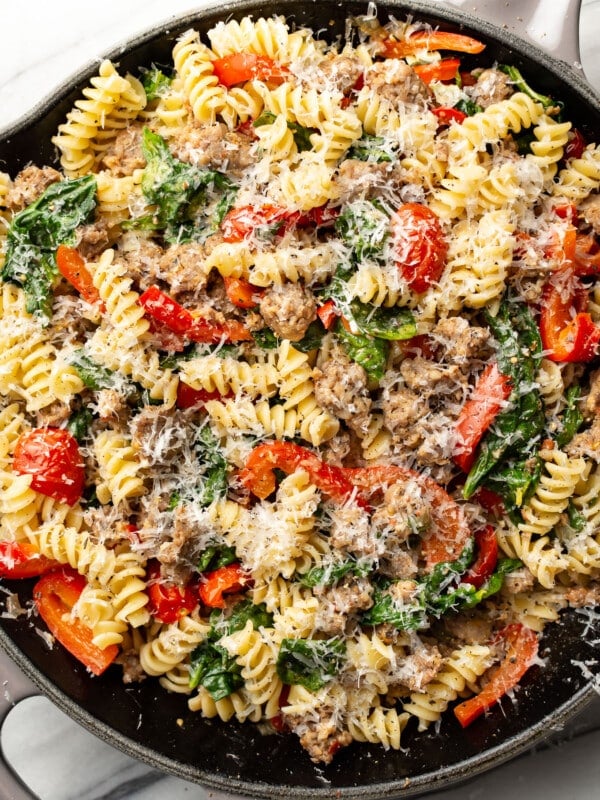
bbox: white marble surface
[1,1,600,798]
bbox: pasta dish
[1,9,600,765]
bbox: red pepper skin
[565,128,586,160]
[147,561,197,624]
[540,271,600,362]
[269,684,290,733]
[316,299,339,330]
[56,245,102,307]
[347,465,471,569]
[223,276,264,309]
[392,203,448,293]
[198,563,251,608]
[474,486,505,517]
[221,204,290,242]
[240,441,369,507]
[454,624,538,727]
[212,53,289,87]
[34,567,118,676]
[0,541,59,579]
[176,382,232,409]
[13,428,85,506]
[432,106,467,125]
[463,526,498,588]
[382,31,485,58]
[413,58,461,84]
[139,285,252,344]
[399,334,438,359]
[453,363,512,473]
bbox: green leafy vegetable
[335,200,390,262]
[464,298,544,500]
[566,501,586,533]
[66,408,93,443]
[194,425,228,506]
[498,65,559,112]
[362,542,520,631]
[555,386,584,449]
[254,110,317,152]
[198,544,238,573]
[189,599,273,698]
[2,176,97,318]
[335,319,389,382]
[347,134,393,162]
[252,328,280,350]
[131,128,236,243]
[140,66,173,101]
[293,320,325,353]
[347,300,417,341]
[454,98,483,116]
[300,559,373,588]
[276,638,346,691]
[70,350,118,390]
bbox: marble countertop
[2,1,600,798]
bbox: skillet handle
[441,0,582,67]
[0,645,41,800]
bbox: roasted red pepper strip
[223,276,264,308]
[240,441,368,507]
[0,541,59,579]
[13,428,85,506]
[463,526,498,589]
[392,203,448,293]
[454,624,538,727]
[139,285,252,344]
[540,270,600,362]
[176,382,232,409]
[453,362,512,473]
[221,204,290,242]
[56,244,102,307]
[199,563,251,608]
[346,466,471,569]
[316,299,339,330]
[382,31,486,57]
[474,486,505,517]
[212,53,289,87]
[34,567,118,676]
[565,128,586,160]
[413,58,461,84]
[147,560,197,624]
[432,106,467,125]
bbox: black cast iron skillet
[1,1,600,798]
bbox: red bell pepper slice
[454,623,538,727]
[391,203,448,293]
[34,567,118,676]
[198,563,251,608]
[13,428,85,507]
[382,31,486,58]
[413,58,461,84]
[0,541,59,579]
[432,106,467,126]
[269,684,290,733]
[347,465,471,569]
[462,526,498,589]
[474,486,505,517]
[240,441,369,507]
[453,362,512,473]
[176,381,232,409]
[316,299,339,330]
[212,53,289,87]
[398,333,438,359]
[139,285,252,344]
[221,204,290,242]
[56,245,102,307]
[565,128,586,160]
[147,560,197,624]
[223,276,264,308]
[540,270,600,362]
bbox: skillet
[1,1,600,797]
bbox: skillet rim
[1,1,600,797]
